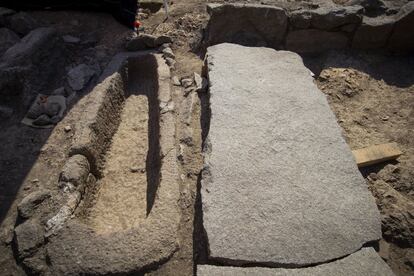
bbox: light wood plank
[352,142,402,168]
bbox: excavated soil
[308,51,414,276]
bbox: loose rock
[0,27,20,56]
[193,72,208,93]
[387,2,414,51]
[67,64,95,91]
[165,57,176,68]
[352,16,394,49]
[162,47,175,59]
[6,12,39,36]
[181,78,193,88]
[155,35,173,46]
[59,154,90,189]
[17,190,51,219]
[14,220,44,259]
[172,76,181,86]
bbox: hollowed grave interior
[86,55,161,234]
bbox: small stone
[193,72,208,93]
[137,12,149,20]
[130,166,140,173]
[172,76,181,86]
[159,43,171,51]
[165,57,176,68]
[181,78,193,88]
[17,190,51,219]
[14,220,44,258]
[381,115,389,121]
[64,126,72,132]
[162,47,175,59]
[31,179,39,184]
[62,35,80,43]
[368,172,378,181]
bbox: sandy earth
[88,95,149,234]
[0,0,413,275]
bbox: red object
[134,20,142,28]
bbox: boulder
[1,27,57,66]
[352,16,394,49]
[67,64,95,91]
[17,190,51,219]
[387,2,414,52]
[126,36,148,51]
[206,4,288,48]
[286,29,349,53]
[14,220,44,259]
[0,27,20,56]
[290,5,363,30]
[202,44,381,266]
[6,12,39,36]
[311,5,364,30]
[0,7,15,27]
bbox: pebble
[165,57,176,68]
[162,47,175,59]
[181,78,193,88]
[172,76,181,86]
[130,166,140,173]
[64,126,72,132]
[381,115,390,121]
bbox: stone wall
[205,2,414,53]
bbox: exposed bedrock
[202,43,382,267]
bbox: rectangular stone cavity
[202,43,381,266]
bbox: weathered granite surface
[198,248,394,275]
[202,43,381,266]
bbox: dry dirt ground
[0,1,413,275]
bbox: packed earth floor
[0,0,413,275]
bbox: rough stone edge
[205,3,414,53]
[44,52,180,275]
[197,247,394,276]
